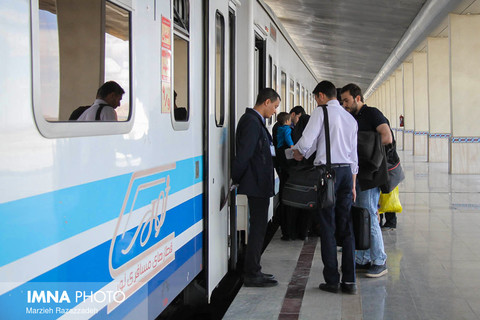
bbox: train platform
[224,151,480,320]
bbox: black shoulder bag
[380,129,405,193]
[282,105,336,210]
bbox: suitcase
[351,206,371,250]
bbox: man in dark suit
[232,88,281,287]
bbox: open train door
[204,0,235,300]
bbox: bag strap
[95,104,108,120]
[321,105,332,169]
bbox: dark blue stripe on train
[0,235,202,320]
[0,196,203,320]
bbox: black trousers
[318,166,355,284]
[244,196,270,277]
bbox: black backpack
[69,104,107,120]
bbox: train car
[0,0,316,319]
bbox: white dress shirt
[294,99,359,174]
[77,99,117,121]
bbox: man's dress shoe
[341,283,357,294]
[319,283,339,293]
[244,275,278,287]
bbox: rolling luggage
[351,206,370,250]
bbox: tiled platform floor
[224,151,480,320]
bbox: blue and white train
[0,0,317,318]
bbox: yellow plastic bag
[379,186,402,213]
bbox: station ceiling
[263,0,428,93]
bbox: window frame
[31,0,134,138]
[171,0,191,131]
[289,78,295,111]
[214,11,226,127]
[280,70,287,113]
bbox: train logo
[108,163,176,312]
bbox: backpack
[69,104,107,120]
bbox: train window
[269,56,273,88]
[281,71,287,112]
[174,0,189,33]
[273,64,277,92]
[173,0,190,129]
[267,55,273,125]
[296,82,300,107]
[105,2,130,121]
[289,79,295,111]
[174,35,190,123]
[301,86,305,107]
[305,89,309,112]
[215,12,225,127]
[33,0,132,137]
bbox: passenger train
[0,0,317,318]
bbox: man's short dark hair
[255,88,281,106]
[289,106,305,116]
[340,83,364,103]
[96,81,125,99]
[312,80,337,99]
[277,112,290,125]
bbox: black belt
[330,163,350,168]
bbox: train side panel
[0,1,203,319]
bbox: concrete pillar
[396,68,405,150]
[449,14,480,174]
[427,37,450,163]
[413,51,428,156]
[385,80,391,122]
[377,84,383,112]
[403,62,414,152]
[390,75,397,129]
[382,83,387,114]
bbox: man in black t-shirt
[341,83,392,278]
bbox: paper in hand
[285,148,294,160]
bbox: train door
[204,0,231,300]
[254,33,266,102]
[228,5,238,271]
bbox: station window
[281,71,287,112]
[173,0,190,126]
[37,0,131,122]
[215,12,225,127]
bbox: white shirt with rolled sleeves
[293,99,358,175]
[77,99,118,121]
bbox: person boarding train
[232,88,281,287]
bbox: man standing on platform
[292,81,359,294]
[341,83,392,278]
[232,88,280,287]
